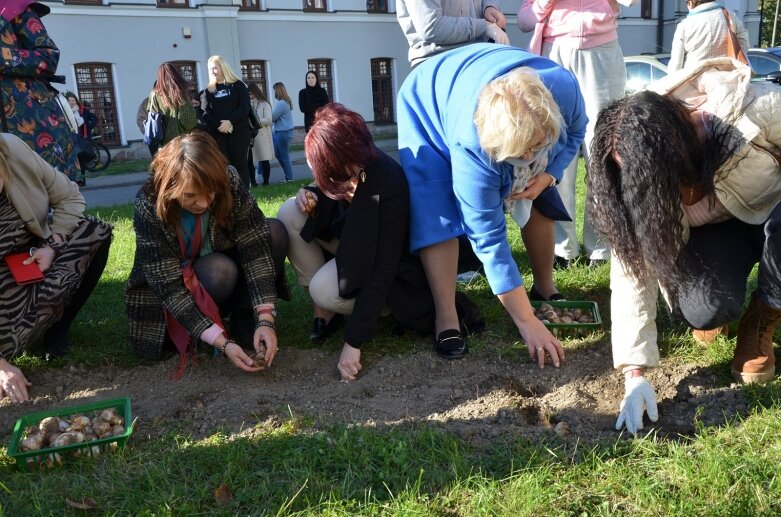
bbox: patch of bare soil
[0,339,749,447]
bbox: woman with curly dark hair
[588,58,781,434]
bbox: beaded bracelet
[257,320,276,332]
[220,339,237,355]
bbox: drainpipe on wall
[656,0,666,53]
[758,0,764,47]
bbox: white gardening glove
[615,376,658,434]
[486,23,510,45]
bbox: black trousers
[674,202,781,329]
[213,128,251,190]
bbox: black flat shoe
[434,329,468,359]
[553,256,571,270]
[529,285,566,302]
[309,314,344,342]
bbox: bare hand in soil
[255,326,277,367]
[0,360,32,404]
[337,343,362,381]
[244,341,268,368]
[224,342,266,373]
[520,317,565,368]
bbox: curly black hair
[586,91,737,290]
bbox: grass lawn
[1,163,780,515]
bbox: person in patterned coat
[0,1,80,180]
[0,133,112,404]
[125,131,290,373]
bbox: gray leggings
[674,202,781,329]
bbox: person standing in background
[248,84,274,186]
[518,0,637,270]
[396,0,509,67]
[271,82,295,184]
[0,1,80,181]
[64,92,97,187]
[201,55,252,189]
[146,63,198,155]
[667,0,749,72]
[298,71,329,133]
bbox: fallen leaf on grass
[65,497,98,511]
[214,484,234,506]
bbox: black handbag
[248,108,261,139]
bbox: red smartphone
[4,252,45,285]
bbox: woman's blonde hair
[149,131,232,230]
[474,68,562,163]
[207,55,242,92]
[272,82,293,109]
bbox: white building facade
[41,0,759,147]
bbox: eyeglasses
[523,142,550,158]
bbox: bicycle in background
[81,135,112,173]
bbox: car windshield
[625,63,651,93]
[749,55,781,76]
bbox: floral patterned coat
[0,5,79,180]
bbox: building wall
[41,0,757,146]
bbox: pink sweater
[518,0,634,50]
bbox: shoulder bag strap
[721,8,749,65]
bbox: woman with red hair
[278,103,481,381]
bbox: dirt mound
[0,340,750,446]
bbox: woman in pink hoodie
[518,0,636,271]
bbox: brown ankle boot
[731,295,781,383]
[692,325,729,345]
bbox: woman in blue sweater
[271,82,295,183]
[397,43,587,363]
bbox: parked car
[623,54,669,94]
[747,47,781,80]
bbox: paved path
[82,143,399,208]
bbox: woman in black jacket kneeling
[277,103,482,381]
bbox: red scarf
[164,214,225,379]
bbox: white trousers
[543,39,626,260]
[277,198,355,315]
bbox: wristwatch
[256,306,277,319]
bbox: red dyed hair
[304,103,379,200]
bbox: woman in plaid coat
[125,132,289,372]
